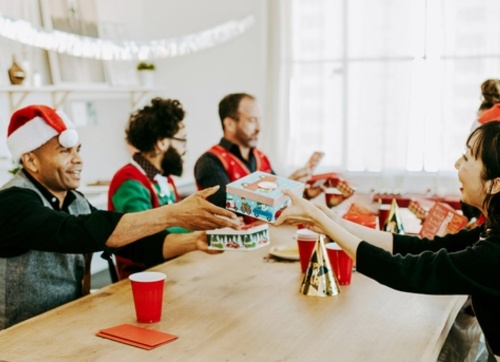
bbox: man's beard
[236,128,258,148]
[161,146,184,177]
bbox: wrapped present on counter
[418,202,468,239]
[307,172,356,199]
[407,199,434,220]
[226,171,304,223]
[306,172,341,188]
[373,193,461,210]
[344,202,376,215]
[207,222,270,250]
[335,180,355,198]
[342,203,378,229]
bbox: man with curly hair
[109,98,220,279]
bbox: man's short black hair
[218,93,255,130]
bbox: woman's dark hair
[218,93,255,130]
[467,120,500,230]
[126,98,185,152]
[479,79,500,113]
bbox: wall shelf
[0,84,159,111]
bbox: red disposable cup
[324,187,345,208]
[296,229,318,273]
[378,203,391,230]
[325,243,353,285]
[129,271,167,323]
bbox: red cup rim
[325,243,342,251]
[129,271,167,282]
[324,188,343,195]
[296,229,318,239]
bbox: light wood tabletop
[0,225,465,362]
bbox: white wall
[100,0,269,187]
[134,0,269,186]
[0,0,269,189]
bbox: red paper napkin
[96,324,178,350]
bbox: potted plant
[137,62,156,71]
[136,61,156,87]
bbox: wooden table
[0,226,465,361]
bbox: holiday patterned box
[407,199,434,220]
[419,202,468,239]
[207,223,270,250]
[306,172,341,188]
[226,171,305,223]
[306,172,355,197]
[342,203,378,229]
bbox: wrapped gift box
[419,202,468,239]
[207,223,270,250]
[226,171,304,223]
[373,193,461,210]
[407,199,434,220]
[306,172,355,197]
[342,203,378,229]
[306,172,341,188]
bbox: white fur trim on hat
[7,109,78,161]
[58,129,79,148]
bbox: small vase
[8,57,26,85]
[138,70,155,88]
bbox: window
[274,0,500,190]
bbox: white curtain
[265,0,500,194]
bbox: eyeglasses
[170,137,187,146]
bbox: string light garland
[0,12,254,61]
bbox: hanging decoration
[7,56,26,85]
[0,12,254,61]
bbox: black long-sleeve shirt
[0,170,166,266]
[194,138,275,207]
[356,227,500,355]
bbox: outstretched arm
[106,186,238,247]
[161,231,221,259]
[274,190,393,261]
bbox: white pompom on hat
[7,104,79,161]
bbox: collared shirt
[130,152,173,202]
[0,169,166,265]
[194,138,274,208]
[133,153,161,182]
[218,138,258,171]
[22,168,75,211]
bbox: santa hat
[7,105,79,161]
[478,103,500,125]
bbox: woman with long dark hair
[276,121,500,360]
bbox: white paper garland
[0,12,254,61]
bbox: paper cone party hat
[300,234,340,297]
[383,199,405,234]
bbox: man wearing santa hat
[0,104,238,330]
